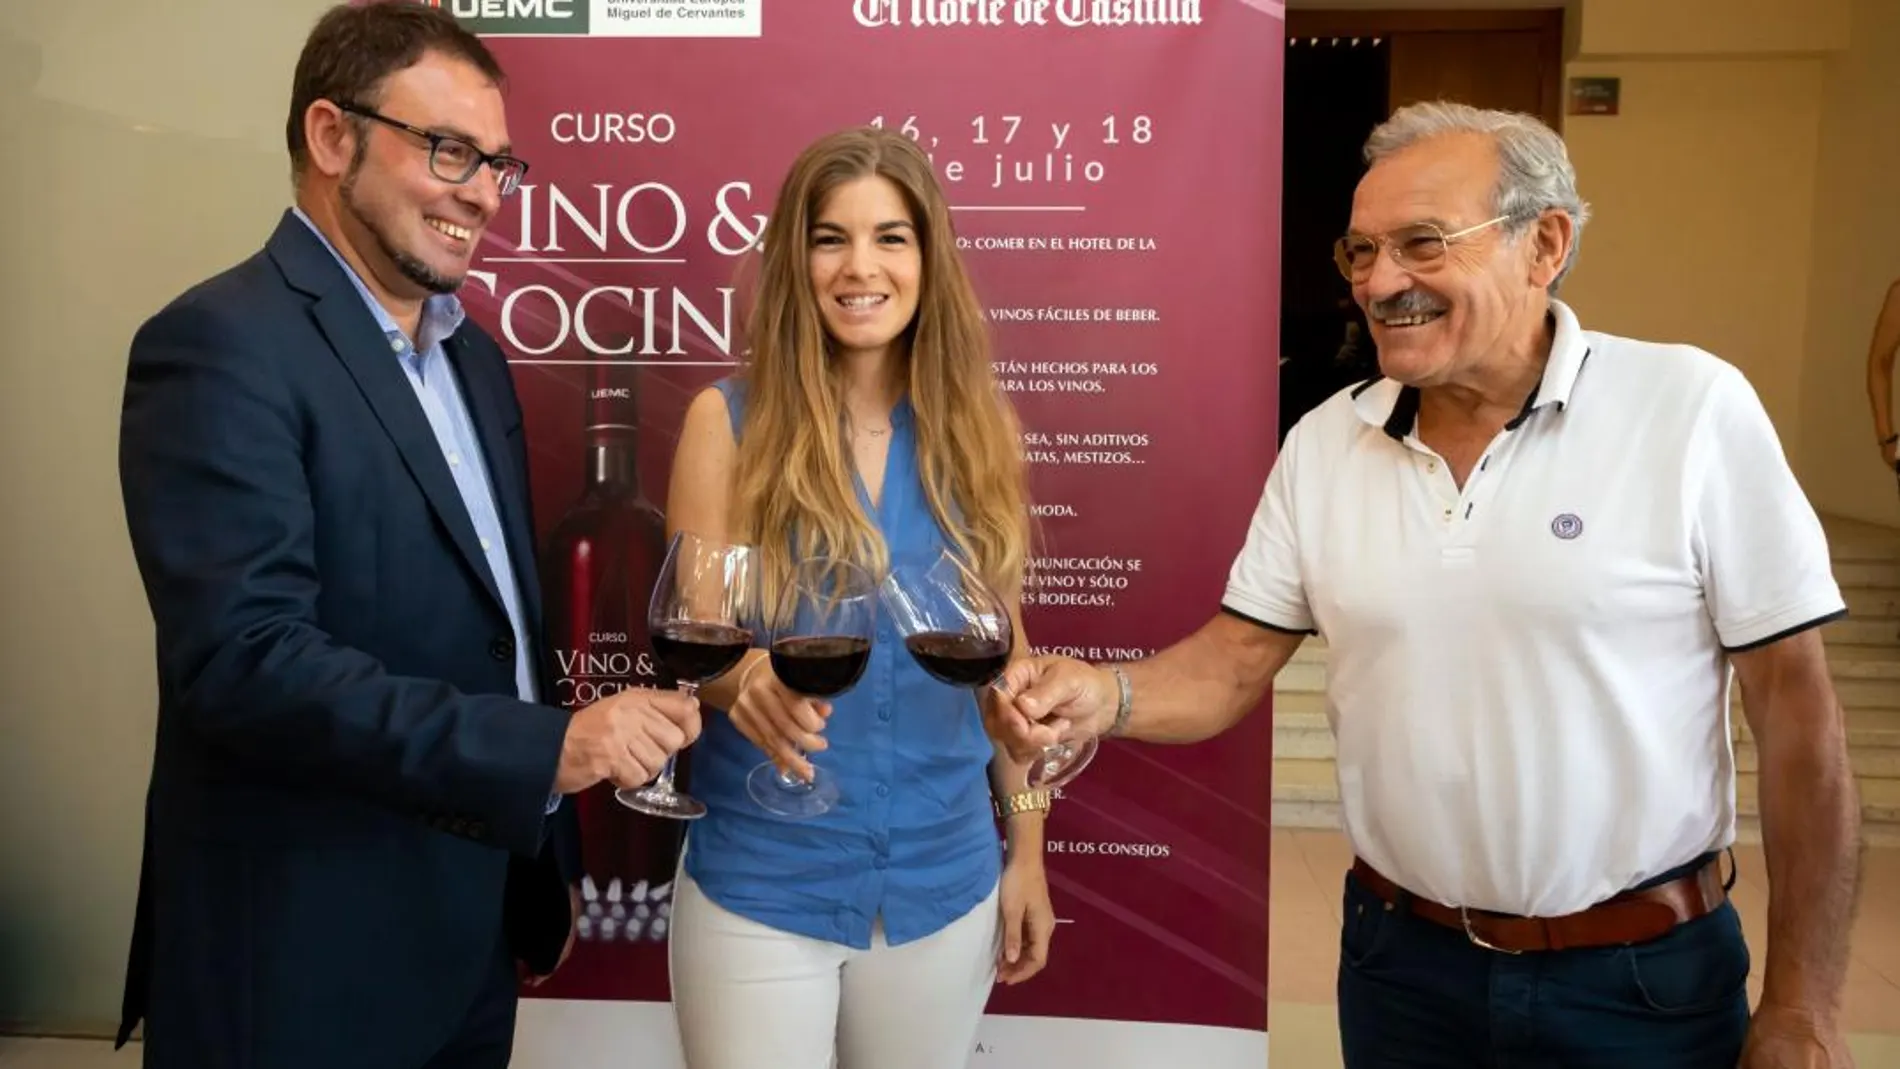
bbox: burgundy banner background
[450,0,1284,1039]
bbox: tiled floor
[1267,829,1900,1067]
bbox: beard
[340,149,462,295]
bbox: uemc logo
[444,0,587,35]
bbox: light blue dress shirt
[682,379,1002,949]
[293,210,559,814]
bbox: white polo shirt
[1226,300,1846,917]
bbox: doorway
[1276,7,1568,440]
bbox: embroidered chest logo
[1550,513,1584,540]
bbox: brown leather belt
[1349,855,1728,953]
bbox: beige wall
[1556,0,1869,496]
[1556,0,1897,527]
[1557,55,1826,444]
[1577,0,1849,55]
[0,0,335,1033]
[1799,0,1900,527]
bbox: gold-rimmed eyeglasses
[334,100,530,196]
[1332,215,1511,283]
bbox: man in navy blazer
[113,5,700,1066]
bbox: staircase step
[1732,707,1900,747]
[1269,757,1341,829]
[1279,708,1900,763]
[1276,658,1326,693]
[1835,678,1900,709]
[1846,586,1900,618]
[1823,516,1900,561]
[1836,560,1900,587]
[1736,741,1900,777]
[1736,772,1900,824]
[1825,617,1900,646]
[1272,690,1328,716]
[1289,631,1900,662]
[1270,757,1337,799]
[1270,759,1900,844]
[1273,710,1334,759]
[1826,645,1900,679]
[1287,640,1900,691]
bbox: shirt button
[480,537,492,551]
[389,337,404,353]
[873,856,888,870]
[449,453,461,467]
[876,783,890,798]
[878,707,891,722]
[1427,461,1438,472]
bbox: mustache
[1369,290,1449,320]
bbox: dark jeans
[1336,862,1751,1068]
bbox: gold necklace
[847,413,891,439]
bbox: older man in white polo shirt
[994,101,1862,1068]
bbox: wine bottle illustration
[541,359,683,943]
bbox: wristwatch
[994,788,1053,820]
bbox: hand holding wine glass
[726,661,831,784]
[991,655,1120,755]
[743,556,876,818]
[616,530,755,821]
[880,549,1097,789]
[555,686,704,794]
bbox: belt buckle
[1458,906,1523,955]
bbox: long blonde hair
[729,126,1031,611]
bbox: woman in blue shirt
[661,125,1055,1068]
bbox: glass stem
[653,680,700,792]
[777,746,812,791]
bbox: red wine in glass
[903,631,1011,688]
[881,550,1097,789]
[772,635,873,695]
[652,621,753,682]
[617,531,755,821]
[747,557,877,819]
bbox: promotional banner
[442,1,1285,1063]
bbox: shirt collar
[1351,298,1592,441]
[291,207,465,355]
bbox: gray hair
[1364,101,1592,292]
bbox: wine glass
[616,530,755,821]
[745,556,877,818]
[879,549,1097,789]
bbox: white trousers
[668,871,1001,1069]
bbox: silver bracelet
[1105,664,1133,737]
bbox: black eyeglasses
[333,101,529,196]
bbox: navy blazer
[115,210,581,1069]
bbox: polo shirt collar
[1351,299,1592,441]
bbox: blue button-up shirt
[682,379,1002,949]
[294,209,538,707]
[294,211,559,816]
